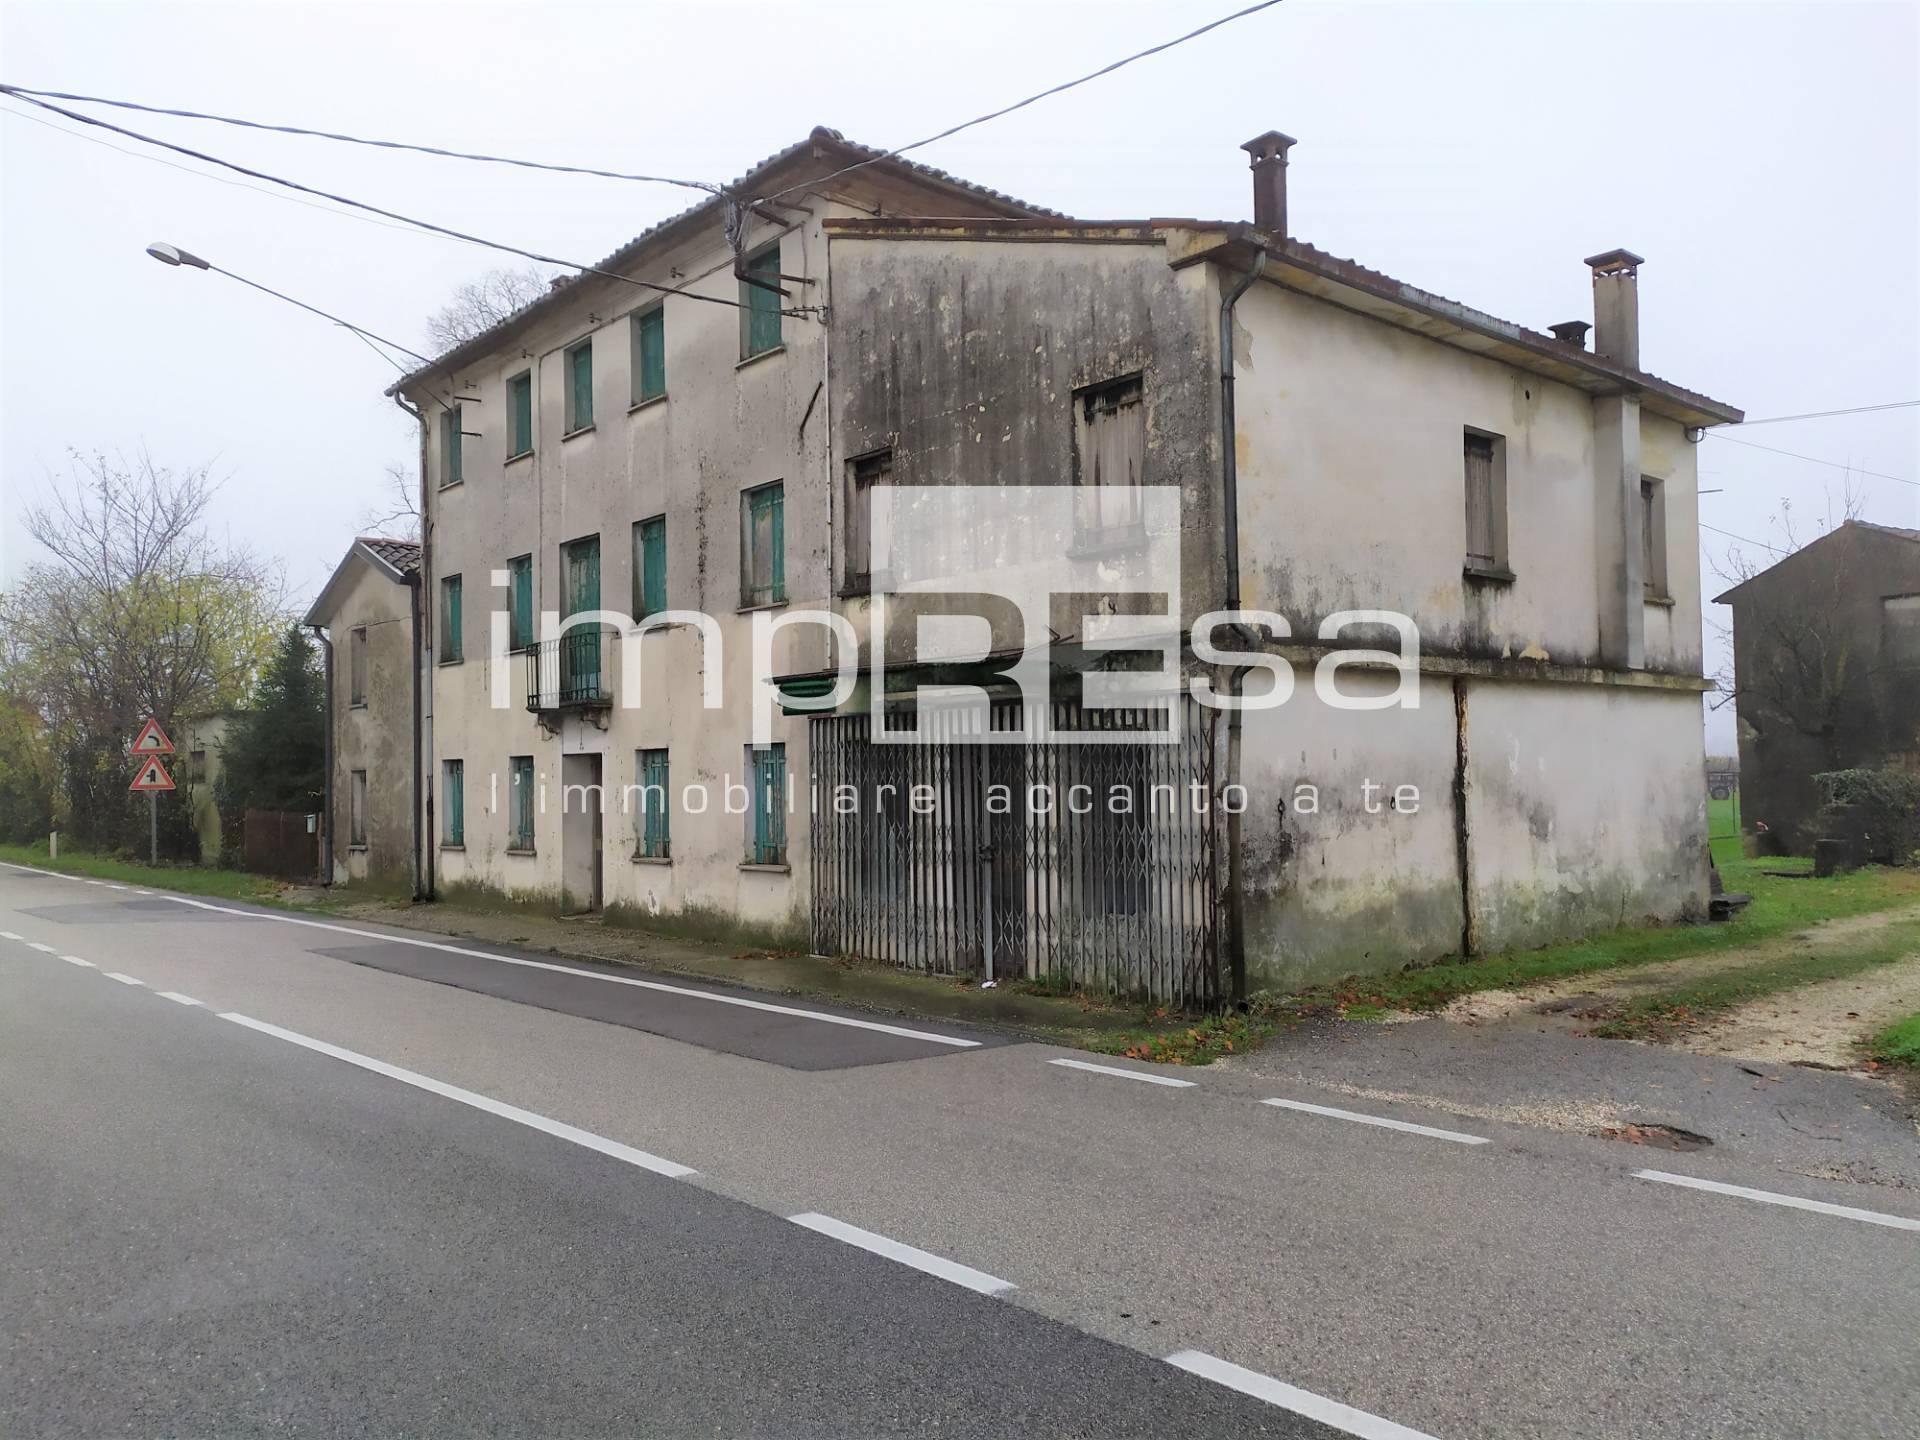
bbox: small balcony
[525,632,612,712]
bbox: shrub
[1815,768,1920,866]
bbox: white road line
[105,972,146,986]
[1263,1097,1489,1146]
[1048,1057,1196,1089]
[27,942,57,953]
[1166,1351,1437,1440]
[162,895,979,1049]
[83,879,104,886]
[106,884,127,891]
[0,930,20,940]
[1635,1168,1920,1234]
[59,955,95,968]
[218,1012,697,1179]
[788,1213,1014,1296]
[133,890,153,896]
[158,991,203,1006]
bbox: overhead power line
[0,83,725,195]
[1704,431,1917,488]
[1733,400,1919,426]
[0,86,813,337]
[1700,521,1785,555]
[754,0,1288,204]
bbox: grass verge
[1867,1011,1920,1069]
[0,842,284,901]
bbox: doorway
[560,752,603,913]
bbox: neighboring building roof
[1712,519,1920,605]
[303,536,422,627]
[390,127,1057,394]
[1853,519,1920,545]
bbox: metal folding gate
[809,696,1220,1005]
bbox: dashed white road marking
[1166,1351,1437,1440]
[104,972,146,986]
[83,879,104,886]
[105,884,127,891]
[218,1012,697,1179]
[162,895,980,1049]
[0,930,20,940]
[158,991,203,1006]
[1634,1169,1920,1234]
[26,942,57,953]
[1262,1097,1489,1146]
[1049,1057,1196,1089]
[133,890,153,896]
[60,955,94,968]
[788,1213,1014,1296]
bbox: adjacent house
[1715,521,1920,852]
[176,712,235,862]
[304,537,422,889]
[388,126,1741,998]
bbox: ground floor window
[442,759,464,846]
[349,769,368,847]
[636,748,670,859]
[746,743,786,866]
[509,755,535,850]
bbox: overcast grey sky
[2,0,1915,750]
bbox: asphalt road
[3,861,1917,1439]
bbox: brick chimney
[1241,130,1297,238]
[1583,249,1644,368]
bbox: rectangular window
[507,371,533,457]
[1641,476,1669,598]
[636,748,670,859]
[746,744,787,866]
[741,482,785,608]
[561,534,603,701]
[440,574,463,663]
[633,516,667,618]
[188,749,207,784]
[565,338,594,433]
[1073,375,1145,543]
[740,242,783,358]
[439,403,464,487]
[843,449,890,595]
[349,769,368,847]
[1463,429,1509,575]
[442,758,464,846]
[349,626,368,706]
[631,305,666,404]
[1883,594,1920,671]
[509,755,535,850]
[508,554,534,652]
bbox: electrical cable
[1732,400,1919,426]
[1704,432,1916,488]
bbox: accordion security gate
[809,697,1221,1006]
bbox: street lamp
[144,242,209,269]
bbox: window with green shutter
[632,305,666,404]
[508,554,533,652]
[565,339,593,432]
[740,242,783,358]
[507,371,533,457]
[746,744,787,866]
[442,759,464,846]
[637,748,670,859]
[440,574,463,663]
[439,403,463,487]
[741,482,784,608]
[633,516,666,617]
[509,755,535,850]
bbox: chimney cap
[1549,320,1592,348]
[1583,248,1645,275]
[1241,130,1298,161]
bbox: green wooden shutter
[441,405,463,485]
[509,556,533,650]
[568,342,593,430]
[750,745,787,864]
[563,537,601,699]
[745,484,784,606]
[635,307,665,403]
[744,244,782,357]
[441,575,462,662]
[640,748,670,858]
[639,517,666,616]
[509,373,532,455]
[511,756,534,848]
[444,759,464,845]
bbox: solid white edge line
[217,1012,697,1179]
[1634,1168,1920,1234]
[1165,1351,1438,1440]
[104,972,145,986]
[160,894,979,1048]
[1049,1057,1196,1088]
[27,942,57,953]
[158,991,202,1006]
[59,955,94,967]
[1263,1097,1489,1146]
[788,1212,1014,1296]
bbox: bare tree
[358,461,421,542]
[423,264,558,354]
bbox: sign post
[129,720,177,866]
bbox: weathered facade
[392,127,1741,997]
[304,538,421,888]
[1716,521,1920,852]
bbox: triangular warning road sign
[129,756,176,793]
[131,718,175,755]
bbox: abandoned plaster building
[1716,521,1920,852]
[389,126,1741,998]
[305,537,422,888]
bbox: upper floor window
[349,626,369,706]
[1073,374,1145,545]
[741,481,785,608]
[740,242,783,359]
[633,515,667,618]
[842,449,891,596]
[1463,429,1510,578]
[631,305,666,405]
[1641,476,1669,600]
[507,371,533,458]
[565,338,594,433]
[438,403,463,488]
[440,574,463,663]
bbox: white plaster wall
[328,561,414,887]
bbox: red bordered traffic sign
[129,756,176,793]
[131,718,175,755]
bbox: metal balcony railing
[525,632,610,711]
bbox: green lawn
[0,842,283,902]
[1869,1011,1920,1069]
